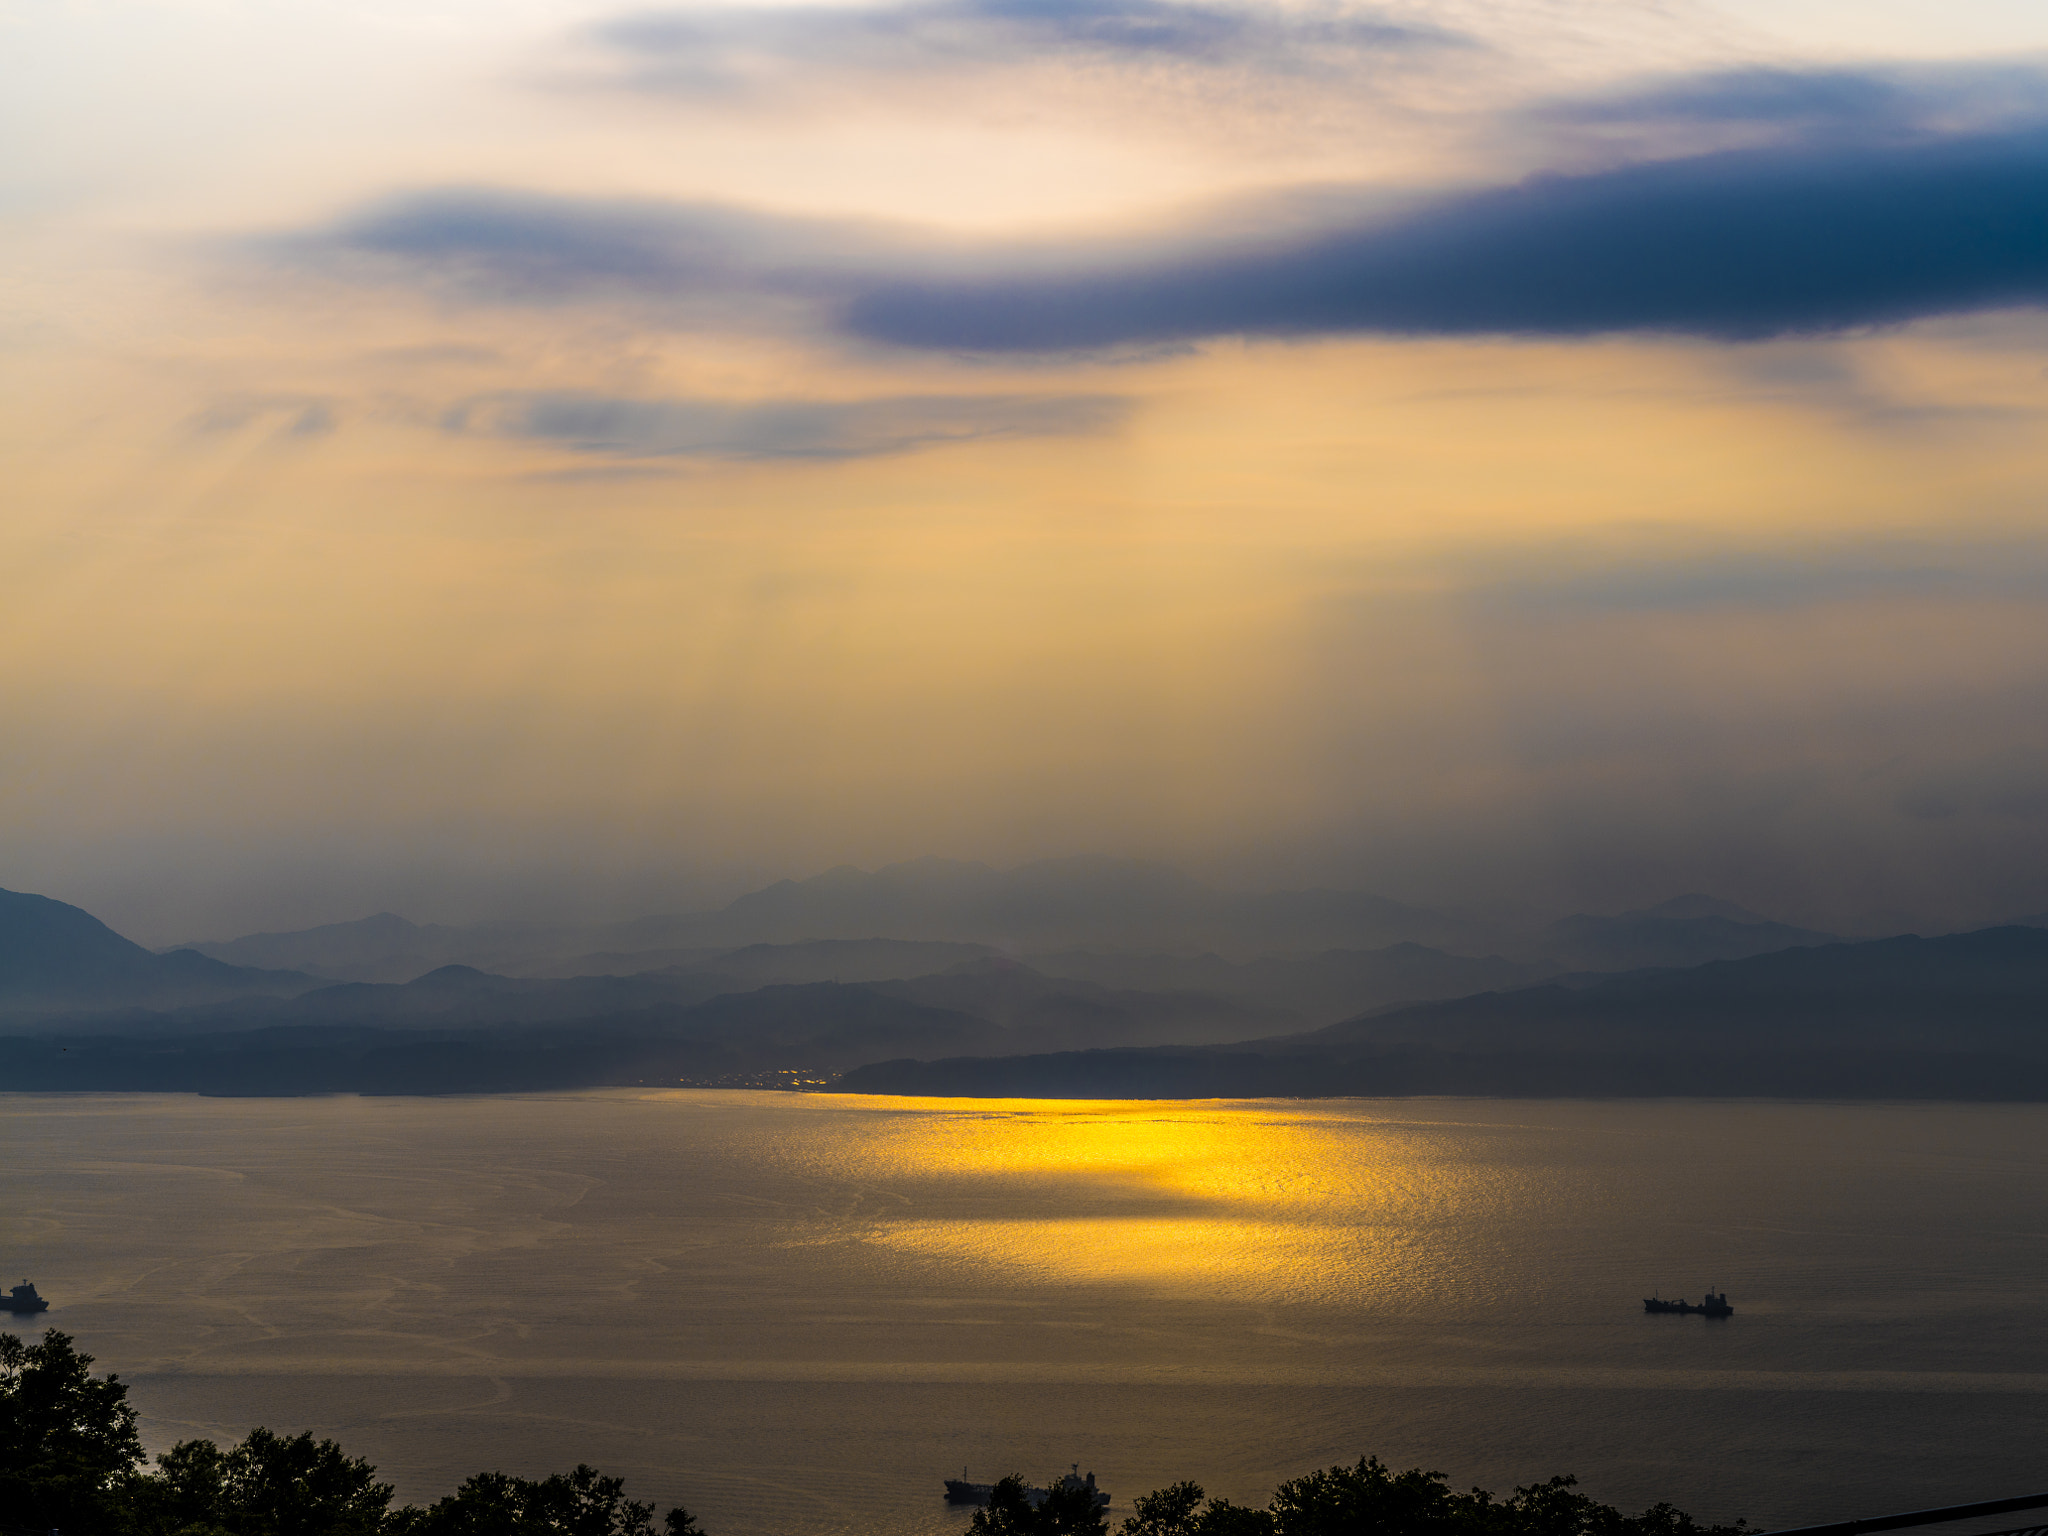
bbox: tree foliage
[969,1473,1111,1536]
[1155,1458,1748,1536]
[0,1327,146,1532]
[123,1426,395,1536]
[1119,1480,1274,1536]
[387,1463,699,1536]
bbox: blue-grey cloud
[843,127,2048,349]
[588,0,1464,97]
[282,77,2048,352]
[444,389,1129,459]
[302,188,892,307]
[1533,62,2048,135]
[1540,67,1914,131]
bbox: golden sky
[7,0,2048,941]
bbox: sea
[4,1092,2047,1536]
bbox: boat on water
[945,1466,1109,1511]
[1644,1289,1733,1317]
[3,1281,50,1315]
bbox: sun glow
[752,1098,1551,1304]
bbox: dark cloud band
[591,0,1462,96]
[843,128,2048,349]
[287,116,2048,353]
[445,390,1129,459]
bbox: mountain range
[841,926,2048,1100]
[171,858,1848,982]
[6,867,2048,1098]
[0,887,314,1014]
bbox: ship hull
[943,1477,1109,1510]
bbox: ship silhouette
[4,1280,49,1315]
[1644,1288,1733,1317]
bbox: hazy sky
[8,0,2048,943]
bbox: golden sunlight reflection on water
[751,1098,1581,1305]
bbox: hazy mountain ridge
[173,858,1501,978]
[0,888,319,1015]
[841,925,2048,1099]
[20,870,2048,1098]
[171,867,1872,993]
[1525,905,1839,972]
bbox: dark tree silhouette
[1258,1458,1747,1536]
[1119,1481,1274,1536]
[969,1473,1111,1536]
[0,1328,145,1532]
[388,1462,698,1535]
[123,1427,394,1536]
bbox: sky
[7,0,2048,944]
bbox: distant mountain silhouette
[178,858,1496,979]
[676,937,999,985]
[1027,943,1544,1026]
[0,980,1006,1094]
[179,911,588,984]
[841,925,2048,1100]
[1520,900,1836,972]
[0,887,317,1015]
[1317,925,2048,1053]
[871,958,1296,1048]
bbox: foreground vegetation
[5,1329,1751,1536]
[0,1331,698,1535]
[969,1468,1751,1536]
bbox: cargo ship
[945,1466,1109,1510]
[1644,1289,1733,1317]
[3,1281,50,1315]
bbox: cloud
[1532,61,2048,137]
[586,0,1466,97]
[278,76,2048,353]
[1543,68,1916,131]
[444,389,1129,459]
[191,396,337,437]
[843,126,2048,349]
[298,187,896,309]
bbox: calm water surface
[4,1093,2046,1535]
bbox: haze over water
[6,1092,2047,1535]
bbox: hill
[840,926,2048,1100]
[0,887,317,1016]
[177,859,1498,979]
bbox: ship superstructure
[1644,1289,1733,1317]
[3,1281,49,1315]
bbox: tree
[122,1426,393,1536]
[1129,1458,1749,1536]
[388,1462,696,1536]
[1267,1456,1472,1536]
[226,1427,395,1536]
[968,1473,1110,1536]
[1121,1481,1274,1536]
[0,1328,146,1533]
[123,1435,234,1534]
